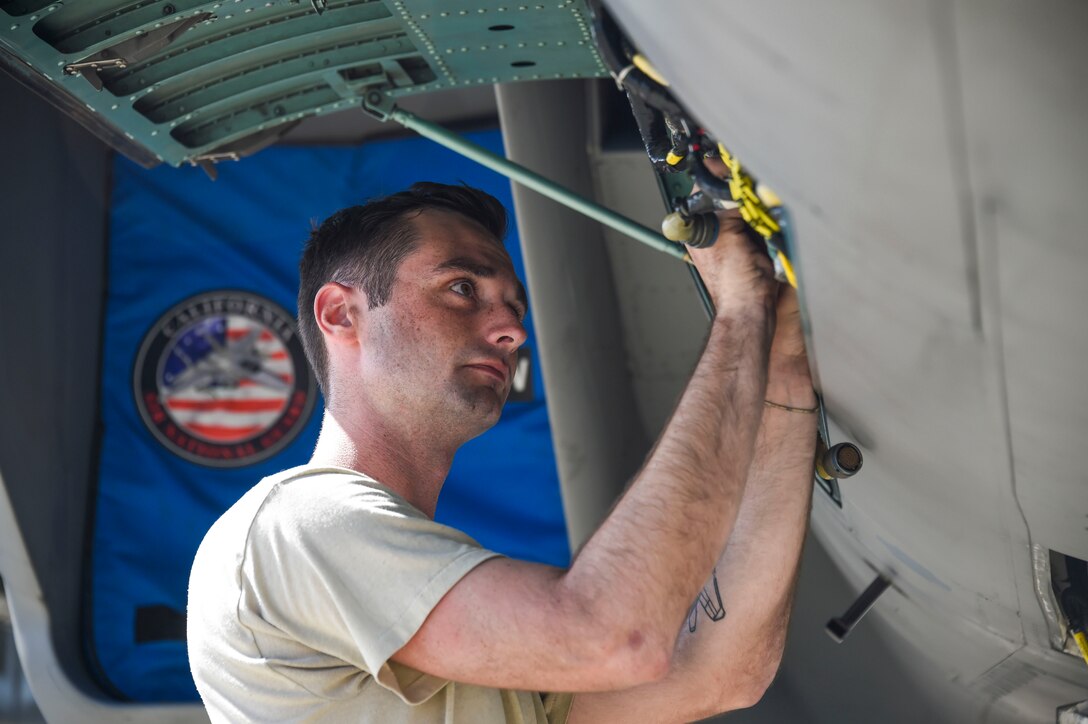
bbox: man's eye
[450,280,475,297]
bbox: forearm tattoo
[687,568,726,633]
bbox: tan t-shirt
[188,466,573,723]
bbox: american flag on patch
[159,314,295,444]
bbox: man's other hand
[770,284,807,363]
[688,159,777,316]
[766,283,816,408]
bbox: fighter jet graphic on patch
[133,290,316,467]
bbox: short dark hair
[297,182,508,397]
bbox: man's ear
[314,282,362,348]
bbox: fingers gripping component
[661,190,731,247]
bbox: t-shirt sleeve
[543,692,575,724]
[238,471,501,703]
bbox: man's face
[356,209,528,440]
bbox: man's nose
[486,304,528,351]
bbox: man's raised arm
[565,285,817,722]
[394,211,781,694]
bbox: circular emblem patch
[133,291,316,467]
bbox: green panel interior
[0,0,606,166]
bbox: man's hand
[767,283,817,409]
[770,283,803,356]
[687,155,777,317]
[688,210,778,317]
[692,153,814,406]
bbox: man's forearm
[558,305,775,662]
[564,359,816,723]
[669,358,817,702]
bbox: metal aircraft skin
[1,1,1087,722]
[598,2,1088,721]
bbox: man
[188,179,816,723]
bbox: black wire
[626,92,672,169]
[686,254,715,320]
[586,0,712,318]
[650,169,714,320]
[586,0,685,118]
[688,148,732,201]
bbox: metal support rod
[383,106,690,263]
[826,574,892,643]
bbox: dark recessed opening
[396,56,437,85]
[510,60,536,68]
[488,24,515,31]
[836,446,862,472]
[339,62,383,82]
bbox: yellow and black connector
[586,1,798,289]
[660,142,799,290]
[588,0,867,500]
[1057,557,1088,668]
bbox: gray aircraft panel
[954,0,1088,563]
[588,150,705,436]
[606,0,1088,719]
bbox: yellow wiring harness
[632,53,669,87]
[1074,629,1088,667]
[717,143,798,288]
[628,51,799,289]
[629,54,686,167]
